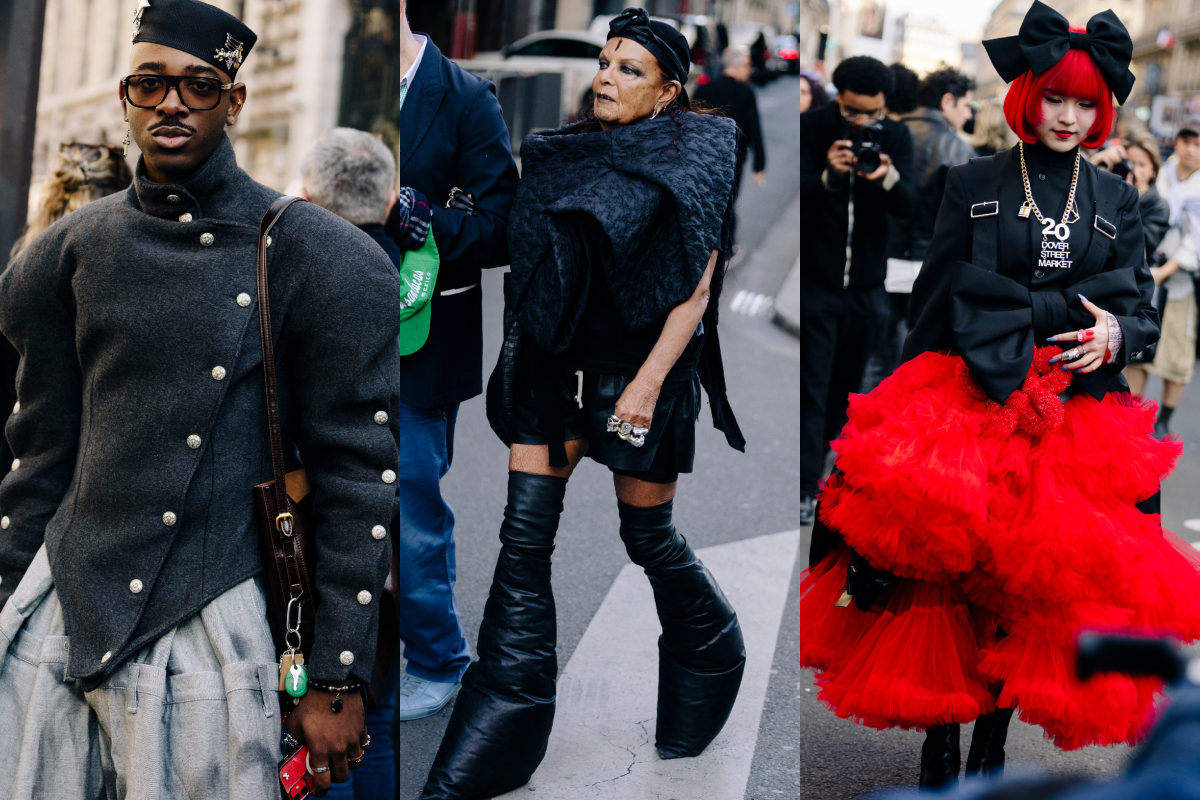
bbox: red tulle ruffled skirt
[800,349,1200,750]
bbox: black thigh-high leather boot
[919,723,961,790]
[617,499,746,759]
[420,472,567,800]
[965,707,1014,778]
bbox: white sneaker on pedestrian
[397,672,461,721]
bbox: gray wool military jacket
[0,135,402,687]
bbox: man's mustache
[148,119,197,133]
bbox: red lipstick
[1053,130,1074,140]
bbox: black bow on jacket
[983,0,1135,104]
[951,261,1141,402]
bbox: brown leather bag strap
[257,196,306,533]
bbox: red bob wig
[1002,38,1114,149]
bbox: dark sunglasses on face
[121,75,235,111]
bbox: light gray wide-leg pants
[0,545,281,800]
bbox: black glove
[445,187,477,216]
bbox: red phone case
[278,744,317,800]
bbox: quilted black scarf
[508,111,739,354]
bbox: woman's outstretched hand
[1047,295,1110,374]
[615,376,661,430]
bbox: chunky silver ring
[312,766,331,774]
[1066,347,1084,361]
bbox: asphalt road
[393,75,803,799]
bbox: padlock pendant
[285,662,308,698]
[1018,204,1031,219]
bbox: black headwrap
[607,8,691,85]
[982,0,1135,105]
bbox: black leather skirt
[509,356,700,485]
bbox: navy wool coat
[0,135,402,687]
[387,34,519,409]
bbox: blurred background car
[455,29,606,155]
[773,33,800,75]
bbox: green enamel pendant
[285,663,308,698]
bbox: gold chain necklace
[1018,141,1081,241]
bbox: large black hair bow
[982,0,1135,104]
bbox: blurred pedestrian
[1121,130,1171,400]
[1128,121,1200,435]
[694,45,766,251]
[799,72,828,113]
[9,142,131,260]
[885,62,920,119]
[799,55,914,525]
[384,0,520,727]
[869,68,976,387]
[300,126,437,800]
[0,0,402,796]
[969,100,1017,156]
[422,9,745,798]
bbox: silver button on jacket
[0,135,402,684]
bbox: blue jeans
[394,401,471,682]
[321,661,399,800]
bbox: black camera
[1110,159,1134,180]
[842,122,884,174]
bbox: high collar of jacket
[131,134,247,221]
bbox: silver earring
[651,106,662,119]
[122,127,131,157]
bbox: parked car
[773,33,800,75]
[455,30,606,155]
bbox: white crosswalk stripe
[729,290,776,318]
[496,529,801,799]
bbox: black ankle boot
[618,499,746,760]
[919,723,961,790]
[965,708,1014,778]
[420,472,567,800]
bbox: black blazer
[904,147,1158,402]
[389,36,519,409]
[800,101,915,290]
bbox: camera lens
[857,146,882,174]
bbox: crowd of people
[800,0,1200,793]
[0,1,775,799]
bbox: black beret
[131,0,257,80]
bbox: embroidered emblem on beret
[215,34,245,71]
[132,0,152,41]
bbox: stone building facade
[31,0,398,193]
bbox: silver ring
[312,765,331,774]
[1066,347,1084,361]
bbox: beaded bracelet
[307,679,367,713]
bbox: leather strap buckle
[276,512,294,535]
[1094,215,1117,240]
[970,201,999,218]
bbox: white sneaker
[397,672,461,721]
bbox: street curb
[773,256,800,338]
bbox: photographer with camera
[799,55,914,524]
